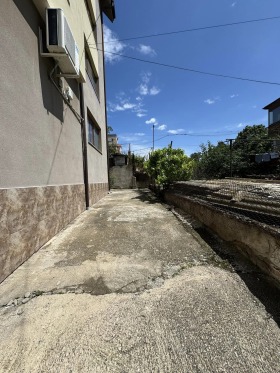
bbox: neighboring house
[108,134,122,154]
[263,98,280,137]
[0,0,115,282]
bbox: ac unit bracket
[39,27,80,79]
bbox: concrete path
[0,190,280,372]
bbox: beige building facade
[0,0,115,282]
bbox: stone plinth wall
[89,183,109,205]
[0,182,108,283]
[164,191,280,285]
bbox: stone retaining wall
[164,191,280,285]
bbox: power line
[154,132,239,142]
[129,136,279,152]
[100,15,280,44]
[120,131,239,146]
[90,47,280,86]
[131,146,153,152]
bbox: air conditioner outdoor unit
[46,8,79,76]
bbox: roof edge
[100,0,116,22]
[263,98,280,110]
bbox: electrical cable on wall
[49,62,84,124]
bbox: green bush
[144,147,194,188]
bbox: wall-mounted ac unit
[46,8,79,76]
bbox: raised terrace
[164,179,280,285]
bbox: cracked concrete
[0,190,213,306]
[0,189,280,372]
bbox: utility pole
[226,139,234,178]
[152,124,155,152]
[170,141,173,148]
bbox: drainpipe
[101,11,111,190]
[79,83,90,209]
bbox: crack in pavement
[0,257,232,310]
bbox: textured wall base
[0,182,109,283]
[0,184,85,283]
[89,183,109,205]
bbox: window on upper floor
[85,49,99,99]
[88,112,102,152]
[84,0,98,44]
[269,107,280,125]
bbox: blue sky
[103,0,280,156]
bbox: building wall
[33,0,99,82]
[110,165,136,189]
[0,0,84,188]
[268,122,280,138]
[83,0,109,204]
[0,0,110,282]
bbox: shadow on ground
[194,226,280,327]
[131,189,160,204]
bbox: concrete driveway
[0,190,280,372]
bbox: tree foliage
[107,125,113,134]
[191,124,277,179]
[144,147,194,187]
[191,141,230,179]
[133,154,146,172]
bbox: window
[88,113,101,152]
[85,49,99,99]
[269,107,280,125]
[84,0,98,44]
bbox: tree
[231,124,273,176]
[132,154,146,172]
[191,124,276,179]
[107,125,113,134]
[191,141,230,179]
[107,126,119,155]
[144,147,194,188]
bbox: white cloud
[145,118,158,125]
[136,96,142,101]
[103,25,126,63]
[111,104,125,112]
[139,84,149,96]
[150,86,161,95]
[252,105,257,109]
[157,124,167,131]
[230,94,239,98]
[123,103,137,110]
[109,102,137,112]
[138,44,157,57]
[136,112,147,118]
[225,116,267,131]
[138,84,160,96]
[141,72,152,84]
[135,133,145,136]
[167,129,184,135]
[137,72,161,96]
[231,2,237,7]
[204,98,215,105]
[130,144,152,156]
[108,90,148,118]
